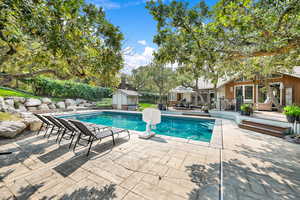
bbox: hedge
[139,92,162,104]
[28,77,112,101]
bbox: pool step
[182,112,211,117]
[238,120,289,138]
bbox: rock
[0,97,6,111]
[48,103,56,109]
[21,114,42,131]
[4,99,15,107]
[38,104,49,110]
[56,102,66,109]
[65,99,76,107]
[13,97,26,103]
[5,106,17,113]
[41,98,52,104]
[25,98,42,107]
[0,121,27,138]
[84,103,93,107]
[27,107,38,111]
[16,104,27,112]
[66,106,77,110]
[75,98,86,105]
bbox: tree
[213,0,300,62]
[128,66,152,91]
[146,0,300,108]
[147,62,177,104]
[146,0,226,104]
[0,0,124,87]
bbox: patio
[0,118,299,200]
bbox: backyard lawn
[0,88,38,98]
[96,98,112,107]
[138,103,157,111]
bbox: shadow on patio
[53,137,129,178]
[185,140,300,200]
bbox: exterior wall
[281,75,300,105]
[223,75,300,106]
[183,93,192,102]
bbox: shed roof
[118,89,140,96]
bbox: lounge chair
[34,114,55,136]
[69,120,130,156]
[43,115,65,141]
[54,117,78,148]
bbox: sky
[87,0,218,73]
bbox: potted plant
[295,106,300,122]
[240,104,252,116]
[283,105,298,123]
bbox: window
[244,85,253,100]
[234,85,254,102]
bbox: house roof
[284,66,300,78]
[197,78,230,90]
[197,66,300,89]
[118,89,140,96]
[170,86,194,93]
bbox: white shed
[112,89,140,110]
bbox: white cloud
[92,0,120,10]
[138,40,147,46]
[123,46,155,73]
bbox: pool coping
[51,109,223,149]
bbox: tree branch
[228,37,300,59]
[0,69,57,78]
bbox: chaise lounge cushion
[256,103,272,111]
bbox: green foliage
[283,105,300,117]
[0,0,124,86]
[128,66,153,91]
[96,98,112,107]
[138,103,157,111]
[30,77,112,101]
[240,104,252,112]
[147,62,178,103]
[146,0,300,84]
[0,87,38,98]
[139,92,161,104]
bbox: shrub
[28,77,113,101]
[139,92,162,104]
[240,104,252,112]
[283,105,300,116]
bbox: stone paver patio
[0,117,299,200]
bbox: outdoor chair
[54,117,78,148]
[43,115,65,141]
[69,120,130,156]
[34,114,55,137]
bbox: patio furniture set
[34,114,130,156]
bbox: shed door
[117,94,122,109]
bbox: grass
[0,87,64,102]
[0,88,38,98]
[138,103,157,111]
[0,112,21,121]
[96,98,112,107]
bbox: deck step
[238,124,284,138]
[241,120,289,132]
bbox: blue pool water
[63,112,214,142]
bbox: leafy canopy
[0,0,124,87]
[146,0,300,81]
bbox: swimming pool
[63,111,215,142]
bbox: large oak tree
[0,0,124,87]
